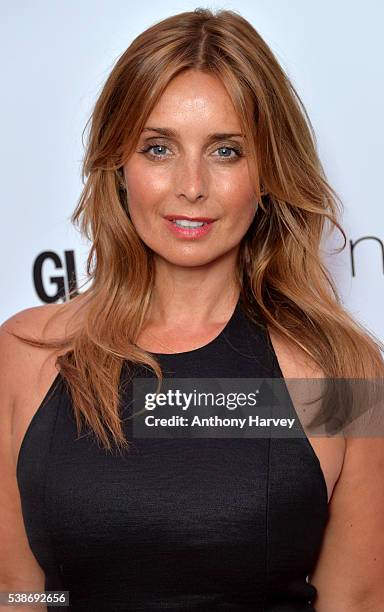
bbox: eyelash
[138,143,243,162]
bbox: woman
[1,7,384,611]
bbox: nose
[175,155,207,203]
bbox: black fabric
[16,296,329,611]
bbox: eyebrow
[142,127,245,140]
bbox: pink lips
[164,214,216,222]
[164,218,215,239]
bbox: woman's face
[123,69,257,268]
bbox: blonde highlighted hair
[14,7,384,452]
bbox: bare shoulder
[267,324,324,378]
[266,323,327,426]
[1,294,86,345]
[0,299,80,399]
[1,292,88,361]
[0,303,63,400]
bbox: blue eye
[138,143,243,161]
[138,144,171,159]
[149,145,168,156]
[215,146,242,159]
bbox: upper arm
[0,311,47,590]
[310,436,384,611]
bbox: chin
[155,250,223,268]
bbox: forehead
[145,70,242,130]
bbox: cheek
[218,172,256,223]
[123,161,169,215]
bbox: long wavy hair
[14,7,384,453]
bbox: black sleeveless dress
[16,296,329,611]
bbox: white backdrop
[1,1,383,341]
